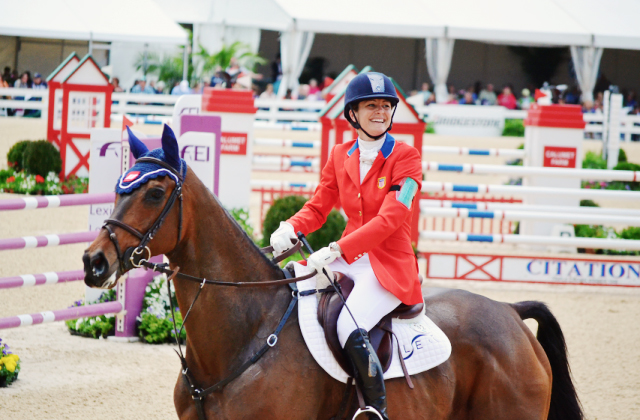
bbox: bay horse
[83,130,583,420]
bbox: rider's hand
[307,246,341,283]
[270,222,297,256]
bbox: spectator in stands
[563,85,581,105]
[497,85,517,109]
[518,88,533,110]
[259,83,276,99]
[155,81,166,94]
[460,91,475,105]
[32,73,47,90]
[479,83,497,105]
[271,53,282,92]
[297,84,310,100]
[309,79,321,96]
[2,67,13,86]
[582,100,596,113]
[447,84,458,101]
[14,71,32,88]
[459,86,477,104]
[111,77,124,92]
[171,80,192,95]
[625,90,637,109]
[131,78,155,94]
[0,73,8,88]
[420,82,432,104]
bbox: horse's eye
[146,188,165,201]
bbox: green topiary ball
[261,195,347,252]
[22,140,62,177]
[7,140,31,172]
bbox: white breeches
[328,254,402,348]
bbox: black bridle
[103,157,184,275]
[100,158,317,420]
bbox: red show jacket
[288,134,423,305]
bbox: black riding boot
[343,329,389,420]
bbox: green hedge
[261,195,346,252]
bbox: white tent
[201,0,640,100]
[0,0,188,45]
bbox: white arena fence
[5,88,640,139]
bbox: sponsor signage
[221,132,248,155]
[543,146,577,168]
[426,104,506,137]
[425,252,640,287]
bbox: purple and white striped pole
[0,269,85,289]
[0,231,99,251]
[0,301,123,329]
[0,192,115,211]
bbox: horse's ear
[161,124,180,170]
[126,126,149,159]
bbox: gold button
[358,193,361,198]
[359,211,362,216]
[358,254,362,257]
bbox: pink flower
[6,176,15,183]
[35,175,45,184]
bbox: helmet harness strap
[350,104,397,141]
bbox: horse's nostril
[89,252,109,277]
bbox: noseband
[103,157,184,275]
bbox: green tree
[196,41,266,78]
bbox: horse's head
[83,124,186,288]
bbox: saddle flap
[317,273,393,375]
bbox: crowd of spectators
[407,82,534,110]
[0,67,48,116]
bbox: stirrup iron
[353,406,384,420]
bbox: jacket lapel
[344,147,361,190]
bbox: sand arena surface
[0,119,639,419]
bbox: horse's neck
[167,173,286,380]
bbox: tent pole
[183,44,188,81]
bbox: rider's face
[351,99,393,140]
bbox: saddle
[317,272,424,378]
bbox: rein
[101,158,318,420]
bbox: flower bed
[137,273,186,344]
[0,338,20,387]
[65,289,117,338]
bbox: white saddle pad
[293,262,452,383]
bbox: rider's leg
[331,255,400,420]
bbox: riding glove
[270,221,297,256]
[307,246,341,284]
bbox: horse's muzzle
[83,250,119,289]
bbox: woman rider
[270,72,423,420]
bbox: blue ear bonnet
[115,125,187,194]
[115,149,186,194]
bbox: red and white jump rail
[0,192,115,211]
[420,231,640,251]
[254,138,320,149]
[0,301,123,329]
[420,207,640,227]
[421,199,640,217]
[423,162,640,182]
[0,269,84,290]
[422,146,525,158]
[252,154,320,172]
[422,181,640,201]
[0,231,98,251]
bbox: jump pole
[0,231,98,251]
[421,181,640,200]
[420,231,640,251]
[0,192,115,211]
[423,161,640,182]
[420,207,640,227]
[422,146,525,158]
[0,269,85,289]
[0,302,123,329]
[421,199,640,217]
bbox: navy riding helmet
[343,72,399,140]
